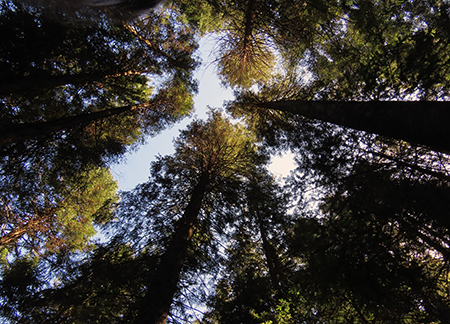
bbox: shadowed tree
[107,110,265,324]
[255,100,450,154]
[0,111,266,323]
[203,171,293,324]
[224,0,450,153]
[0,0,198,263]
[287,160,450,323]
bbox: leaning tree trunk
[0,104,140,149]
[134,174,210,324]
[256,213,283,291]
[0,70,141,96]
[256,100,450,154]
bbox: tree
[130,111,263,324]
[228,76,450,324]
[0,243,149,323]
[1,1,198,149]
[0,104,140,149]
[0,166,119,263]
[4,1,450,323]
[213,0,276,88]
[221,0,450,153]
[255,100,450,155]
[0,0,198,262]
[287,160,450,323]
[176,0,341,88]
[203,171,293,324]
[16,111,265,324]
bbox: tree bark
[0,104,140,149]
[256,213,283,291]
[134,174,210,324]
[0,70,142,96]
[242,0,259,52]
[256,100,450,154]
[370,150,450,182]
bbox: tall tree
[0,111,266,323]
[0,166,119,263]
[224,0,450,152]
[287,160,450,323]
[0,241,154,323]
[130,111,263,324]
[1,1,198,149]
[203,171,293,324]
[0,0,198,263]
[176,0,341,88]
[255,100,450,154]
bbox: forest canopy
[1,0,450,323]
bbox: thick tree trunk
[0,70,141,96]
[134,175,210,324]
[0,104,139,149]
[256,100,450,154]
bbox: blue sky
[111,37,294,191]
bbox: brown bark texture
[242,0,258,51]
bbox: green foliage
[0,0,198,266]
[0,257,48,323]
[2,1,450,323]
[112,110,265,250]
[204,230,278,324]
[78,111,267,323]
[0,166,119,263]
[217,32,275,89]
[298,0,450,100]
[173,0,226,35]
[203,171,293,324]
[174,110,263,180]
[45,243,155,323]
[55,167,119,251]
[177,0,343,88]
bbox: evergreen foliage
[2,0,450,323]
[0,0,198,264]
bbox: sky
[111,36,294,191]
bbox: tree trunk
[256,213,283,291]
[256,100,450,154]
[0,70,142,96]
[242,0,259,51]
[370,150,450,182]
[0,104,140,149]
[134,175,210,324]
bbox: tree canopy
[1,0,450,323]
[0,0,198,263]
